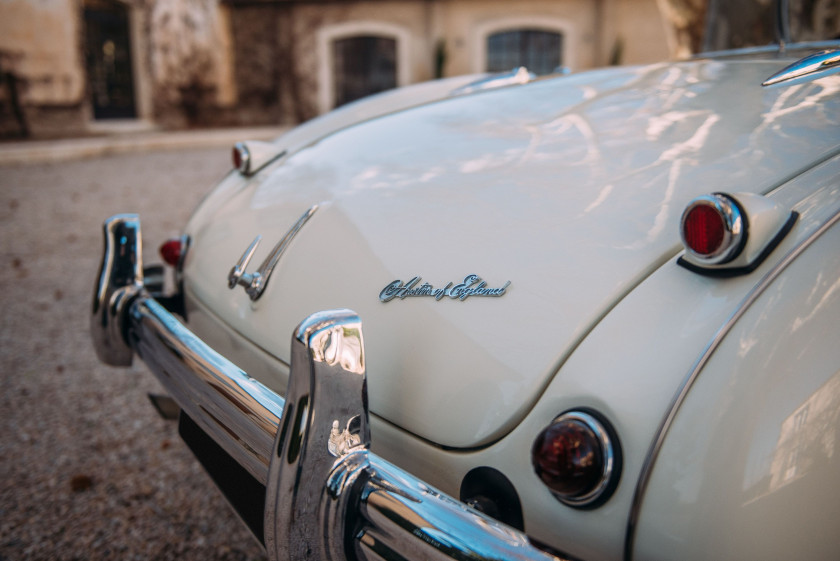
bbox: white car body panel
[634,213,840,561]
[259,73,492,162]
[183,58,840,450]
[181,154,840,561]
[167,43,840,559]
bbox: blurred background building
[0,0,698,138]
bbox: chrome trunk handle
[228,205,319,301]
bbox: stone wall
[0,0,87,137]
[227,4,287,124]
[0,0,674,137]
[269,0,670,120]
[0,0,240,136]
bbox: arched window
[318,22,410,113]
[332,35,397,107]
[486,29,564,75]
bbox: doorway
[84,0,137,119]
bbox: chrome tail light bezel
[678,192,799,278]
[233,141,251,175]
[532,409,622,509]
[232,140,287,177]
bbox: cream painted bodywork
[632,200,840,561]
[184,156,840,561]
[264,72,491,159]
[185,57,840,448]
[182,50,840,560]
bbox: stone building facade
[0,0,672,138]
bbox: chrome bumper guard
[92,215,563,561]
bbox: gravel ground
[0,150,267,560]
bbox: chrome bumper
[91,215,564,561]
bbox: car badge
[380,275,510,302]
[228,205,318,301]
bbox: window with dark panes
[487,29,563,76]
[333,35,397,107]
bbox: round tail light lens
[159,238,182,267]
[531,410,620,508]
[683,204,725,256]
[680,194,745,265]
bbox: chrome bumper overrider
[92,215,564,561]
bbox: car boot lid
[183,57,840,448]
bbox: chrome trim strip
[94,214,565,561]
[624,208,840,560]
[252,205,319,298]
[762,48,840,87]
[449,67,536,96]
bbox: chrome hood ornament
[228,205,318,301]
[379,275,511,302]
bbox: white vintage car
[92,4,840,561]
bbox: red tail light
[531,411,620,508]
[159,238,182,267]
[683,204,725,256]
[680,194,745,265]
